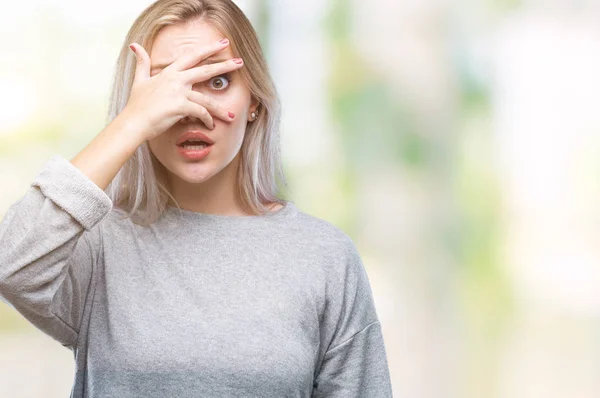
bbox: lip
[176,131,215,146]
[177,144,212,160]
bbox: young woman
[0,0,393,397]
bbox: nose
[181,83,214,126]
[181,84,206,124]
[181,115,197,123]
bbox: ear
[248,97,261,122]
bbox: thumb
[129,43,150,81]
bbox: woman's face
[146,19,258,189]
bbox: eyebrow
[150,57,227,73]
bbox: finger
[182,58,244,85]
[187,90,236,123]
[167,38,230,73]
[129,43,151,81]
[184,101,215,130]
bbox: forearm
[70,111,145,191]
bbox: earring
[251,110,259,121]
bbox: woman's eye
[207,75,230,91]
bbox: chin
[173,163,219,184]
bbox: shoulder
[293,208,353,240]
[290,207,362,265]
[292,211,377,319]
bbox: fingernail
[219,38,229,45]
[233,58,243,64]
[228,112,235,119]
[129,44,136,54]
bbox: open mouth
[177,140,214,150]
[176,140,214,160]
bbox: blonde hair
[104,0,289,226]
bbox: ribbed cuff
[30,155,113,230]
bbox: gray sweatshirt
[0,155,393,398]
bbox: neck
[166,153,251,216]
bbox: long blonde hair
[104,0,289,226]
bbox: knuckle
[204,64,219,76]
[165,70,178,83]
[176,96,187,112]
[197,48,210,59]
[202,65,216,76]
[169,85,181,98]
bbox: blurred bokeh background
[2,0,600,397]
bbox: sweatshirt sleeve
[0,155,113,348]
[312,237,394,397]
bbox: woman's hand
[121,38,243,141]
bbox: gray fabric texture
[0,155,393,397]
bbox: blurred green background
[2,0,600,397]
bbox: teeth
[182,144,208,150]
